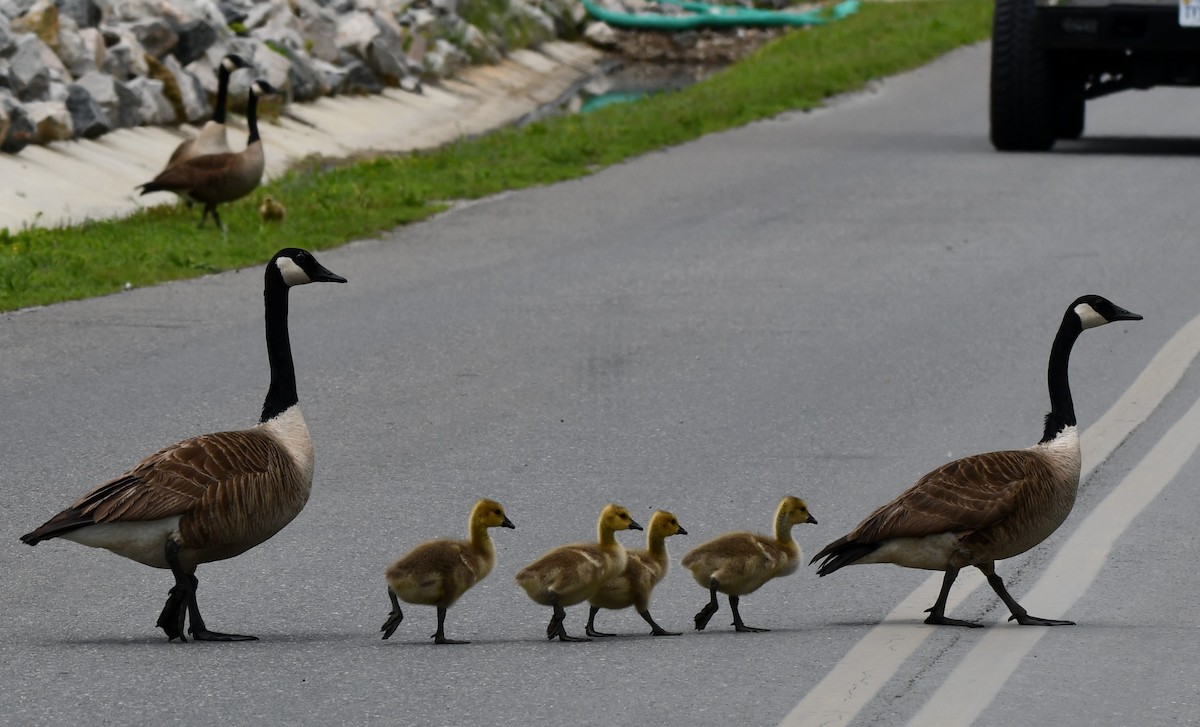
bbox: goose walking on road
[810,295,1141,627]
[20,248,347,642]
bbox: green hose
[582,0,859,30]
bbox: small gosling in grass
[259,195,286,223]
[515,503,642,642]
[381,499,515,644]
[680,496,817,633]
[586,509,687,637]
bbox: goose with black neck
[810,295,1142,627]
[138,79,278,232]
[20,248,347,642]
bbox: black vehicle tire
[1055,74,1086,140]
[990,0,1057,151]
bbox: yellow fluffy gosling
[681,496,817,633]
[586,509,687,637]
[381,498,514,644]
[259,195,286,223]
[515,503,642,642]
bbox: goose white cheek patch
[1075,302,1107,329]
[276,257,311,286]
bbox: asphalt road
[4,42,1200,727]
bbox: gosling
[381,499,515,644]
[259,195,286,223]
[515,503,642,642]
[681,496,817,633]
[586,509,687,637]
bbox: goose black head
[270,248,347,287]
[221,53,250,73]
[1071,295,1142,330]
[251,79,279,98]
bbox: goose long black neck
[260,272,297,422]
[213,64,231,125]
[1041,309,1084,443]
[246,88,262,144]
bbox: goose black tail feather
[20,510,94,546]
[810,538,880,577]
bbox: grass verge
[0,0,993,313]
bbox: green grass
[0,0,993,313]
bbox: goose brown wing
[848,450,1042,543]
[21,429,280,543]
[148,153,237,192]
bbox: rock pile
[0,0,590,152]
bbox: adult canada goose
[810,295,1141,628]
[681,496,817,633]
[137,79,278,232]
[586,509,686,637]
[515,503,642,642]
[20,248,347,642]
[381,498,515,645]
[163,53,251,168]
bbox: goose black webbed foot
[1008,613,1075,626]
[189,627,258,642]
[432,634,470,645]
[164,540,257,642]
[157,584,189,642]
[924,608,985,628]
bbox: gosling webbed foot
[381,611,403,640]
[547,613,590,642]
[381,589,404,640]
[693,603,718,631]
[728,596,766,634]
[639,610,679,636]
[585,607,615,637]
